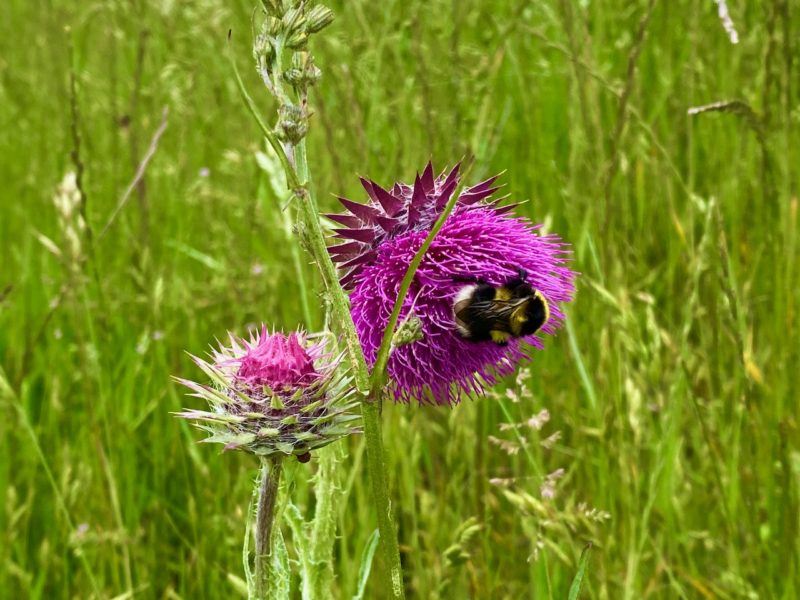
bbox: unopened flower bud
[305,63,321,85]
[283,61,321,89]
[305,5,334,34]
[266,16,282,36]
[297,53,322,85]
[175,328,360,457]
[281,6,305,34]
[285,30,308,49]
[392,312,424,348]
[276,104,308,144]
[259,0,280,15]
[253,32,274,61]
[283,67,304,86]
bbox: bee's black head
[515,291,550,336]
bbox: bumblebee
[453,269,550,345]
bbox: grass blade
[352,529,380,600]
[568,543,592,600]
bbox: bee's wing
[453,298,473,321]
[462,299,518,323]
[488,298,528,316]
[454,293,528,324]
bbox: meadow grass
[1,0,798,597]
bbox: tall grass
[1,0,798,597]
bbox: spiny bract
[175,328,360,456]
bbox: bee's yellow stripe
[490,330,512,344]
[494,287,512,301]
[510,305,527,335]
[535,291,550,325]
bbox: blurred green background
[1,0,798,598]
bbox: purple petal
[338,197,380,223]
[420,161,435,193]
[370,181,404,216]
[411,174,427,208]
[325,213,361,228]
[333,228,376,243]
[329,241,364,256]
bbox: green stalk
[292,141,405,599]
[368,182,463,397]
[303,442,345,599]
[291,146,462,599]
[254,457,283,600]
[228,40,368,391]
[292,150,370,392]
[229,28,407,598]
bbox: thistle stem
[254,457,282,600]
[360,400,405,597]
[229,25,405,598]
[293,141,405,599]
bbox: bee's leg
[489,330,512,345]
[505,267,530,294]
[452,273,487,285]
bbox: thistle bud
[282,68,304,86]
[281,6,305,35]
[260,0,280,15]
[253,32,274,62]
[265,16,282,36]
[175,328,360,458]
[305,5,334,34]
[284,54,321,89]
[297,53,322,85]
[275,104,308,144]
[305,63,322,85]
[285,30,308,50]
[392,312,424,348]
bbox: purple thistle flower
[328,163,577,405]
[175,327,359,456]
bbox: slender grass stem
[0,366,103,598]
[368,179,463,397]
[254,457,283,600]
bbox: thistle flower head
[328,163,577,405]
[176,327,359,457]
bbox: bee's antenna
[452,273,486,285]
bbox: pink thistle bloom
[175,328,359,457]
[236,331,318,387]
[328,163,577,404]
